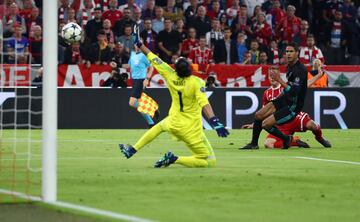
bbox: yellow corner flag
[137,92,159,118]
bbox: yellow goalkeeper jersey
[147,52,209,135]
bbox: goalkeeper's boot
[318,138,332,148]
[154,151,178,168]
[118,144,137,159]
[239,143,259,150]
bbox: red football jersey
[262,85,283,106]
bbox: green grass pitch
[1,129,360,222]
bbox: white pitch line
[294,156,360,165]
[0,189,155,222]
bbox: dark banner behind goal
[1,88,359,129]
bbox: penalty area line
[0,189,156,222]
[294,156,360,165]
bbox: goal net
[0,0,58,203]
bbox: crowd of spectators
[1,0,360,69]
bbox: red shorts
[266,112,312,143]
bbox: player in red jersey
[242,65,331,149]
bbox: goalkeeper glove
[132,25,143,48]
[209,116,229,138]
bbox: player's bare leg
[305,120,331,148]
[240,102,277,149]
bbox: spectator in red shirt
[188,35,213,72]
[181,27,199,57]
[293,20,309,47]
[299,34,325,65]
[3,3,27,37]
[251,12,272,47]
[206,0,223,20]
[276,5,301,44]
[77,0,95,28]
[102,0,122,28]
[269,0,285,29]
[25,7,42,37]
[19,0,34,21]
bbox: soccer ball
[61,22,82,44]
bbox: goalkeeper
[118,26,229,168]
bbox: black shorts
[272,97,297,125]
[131,79,144,99]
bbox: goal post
[42,0,58,203]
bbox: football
[61,22,82,44]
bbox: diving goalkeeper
[118,26,229,168]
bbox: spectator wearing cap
[141,0,156,20]
[276,5,301,45]
[157,18,182,63]
[293,20,309,48]
[163,0,183,22]
[102,0,122,28]
[29,25,42,64]
[299,34,325,65]
[140,17,157,53]
[85,7,103,43]
[206,19,224,50]
[236,32,248,63]
[119,0,141,20]
[213,27,238,64]
[2,3,27,37]
[6,23,29,64]
[113,7,135,37]
[181,27,199,57]
[117,24,135,55]
[188,6,211,38]
[152,6,164,34]
[86,30,112,67]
